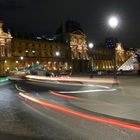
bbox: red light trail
[50,91,81,100]
[19,92,140,131]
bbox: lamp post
[55,51,60,71]
[88,42,94,72]
[108,16,119,79]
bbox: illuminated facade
[91,47,114,71]
[0,21,12,75]
[0,20,137,75]
[91,42,126,71]
[69,31,89,72]
[116,43,125,69]
[9,31,89,73]
[10,38,71,72]
[0,20,90,74]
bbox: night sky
[0,0,140,48]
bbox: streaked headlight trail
[19,92,140,131]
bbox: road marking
[15,84,25,92]
[87,84,110,89]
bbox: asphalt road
[0,80,140,140]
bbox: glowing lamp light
[55,51,60,56]
[4,60,7,64]
[20,56,24,60]
[108,16,119,29]
[36,61,39,64]
[88,43,94,49]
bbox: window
[39,49,42,56]
[26,42,28,46]
[19,49,22,54]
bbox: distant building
[91,42,128,71]
[0,20,138,75]
[55,20,89,72]
[11,37,71,72]
[0,21,12,75]
[0,20,89,75]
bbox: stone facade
[91,42,127,71]
[0,21,90,75]
[10,38,71,72]
[0,20,136,75]
[0,21,12,75]
[69,31,89,72]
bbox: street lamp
[36,61,39,64]
[108,16,119,79]
[55,51,60,57]
[88,43,94,49]
[88,43,94,72]
[20,56,24,60]
[108,16,119,29]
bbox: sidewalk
[69,75,140,123]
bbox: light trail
[50,91,112,104]
[15,84,25,92]
[58,89,116,94]
[50,91,81,100]
[26,75,115,84]
[27,78,83,86]
[19,92,140,131]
